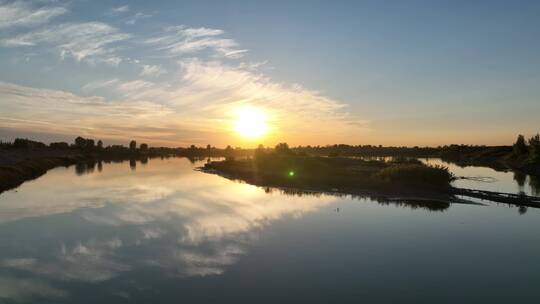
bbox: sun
[234,106,269,138]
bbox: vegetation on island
[203,141,540,207]
[204,143,454,196]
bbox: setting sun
[234,106,269,138]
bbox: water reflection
[530,175,540,196]
[75,160,97,176]
[129,159,136,171]
[262,187,450,211]
[423,158,539,196]
[0,157,539,303]
[514,171,527,187]
[0,158,341,294]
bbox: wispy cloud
[0,81,176,143]
[0,1,67,30]
[140,64,167,77]
[146,25,248,59]
[111,5,129,14]
[0,15,361,145]
[82,78,120,92]
[1,22,130,65]
[125,11,152,25]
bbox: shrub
[375,164,453,188]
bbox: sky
[0,0,539,147]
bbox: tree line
[0,136,150,152]
[513,134,540,162]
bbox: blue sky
[1,0,539,146]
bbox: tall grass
[375,164,453,189]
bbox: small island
[203,143,540,207]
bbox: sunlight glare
[234,106,269,138]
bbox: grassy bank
[203,153,454,196]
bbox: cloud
[146,25,248,59]
[125,11,152,25]
[111,5,129,14]
[0,1,67,30]
[140,64,167,77]
[0,19,363,145]
[0,277,66,302]
[0,81,177,144]
[1,22,130,65]
[82,78,120,91]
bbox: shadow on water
[261,186,450,212]
[73,156,151,175]
[515,171,540,196]
[75,160,97,176]
[129,159,136,171]
[530,175,540,196]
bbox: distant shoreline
[1,135,539,196]
[0,149,173,194]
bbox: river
[0,157,539,303]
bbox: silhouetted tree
[513,134,528,156]
[97,140,103,149]
[206,144,212,150]
[140,143,148,150]
[50,142,69,149]
[528,134,540,162]
[130,140,137,150]
[75,136,86,148]
[86,139,95,149]
[275,142,291,154]
[13,138,45,149]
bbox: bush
[13,138,46,149]
[375,164,453,188]
[49,142,69,149]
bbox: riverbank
[439,145,540,176]
[0,148,179,194]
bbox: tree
[528,134,540,162]
[275,142,291,154]
[206,144,212,150]
[97,140,103,149]
[50,142,69,149]
[140,143,148,150]
[75,136,86,148]
[130,140,137,150]
[86,139,95,149]
[513,134,528,156]
[254,144,266,159]
[13,138,45,149]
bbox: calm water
[1,157,539,303]
[423,158,540,196]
